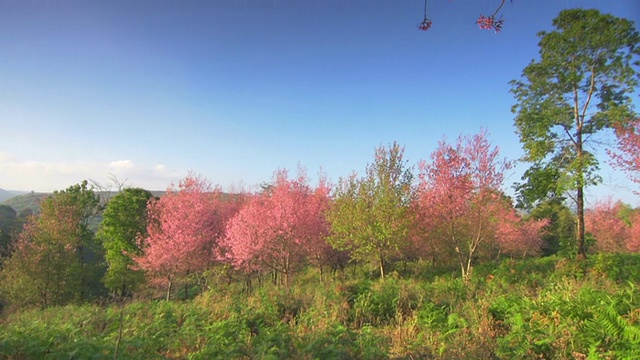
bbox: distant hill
[0,189,27,203]
[1,190,167,216]
[1,192,49,215]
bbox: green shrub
[590,253,640,283]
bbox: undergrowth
[1,254,639,359]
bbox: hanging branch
[417,0,512,33]
[418,0,432,31]
[476,0,509,33]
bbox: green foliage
[2,255,640,359]
[590,253,640,283]
[351,279,401,327]
[0,192,49,216]
[527,199,577,256]
[0,204,19,261]
[97,188,153,298]
[328,143,414,279]
[510,9,640,257]
[0,181,105,310]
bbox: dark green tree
[527,199,577,256]
[97,188,153,298]
[0,205,18,261]
[328,142,413,279]
[510,9,640,258]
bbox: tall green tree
[510,9,639,258]
[97,188,153,298]
[328,142,413,279]
[0,181,102,309]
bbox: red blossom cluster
[418,0,509,33]
[418,18,432,31]
[476,15,504,33]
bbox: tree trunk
[379,255,385,280]
[113,303,125,360]
[576,185,586,258]
[465,255,473,281]
[576,130,587,259]
[166,277,173,301]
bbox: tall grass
[1,255,640,359]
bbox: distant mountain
[1,190,167,216]
[1,192,48,215]
[0,189,27,203]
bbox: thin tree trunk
[166,277,173,301]
[113,302,125,360]
[576,129,587,259]
[577,184,586,258]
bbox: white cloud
[109,160,135,170]
[0,153,184,192]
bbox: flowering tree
[304,176,347,280]
[495,199,548,258]
[416,130,511,280]
[627,213,640,252]
[610,118,640,192]
[585,199,633,253]
[222,169,330,286]
[135,175,228,300]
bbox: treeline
[0,129,638,311]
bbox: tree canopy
[510,8,640,257]
[328,142,413,280]
[97,187,153,298]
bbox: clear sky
[1,0,639,206]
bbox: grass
[1,254,640,359]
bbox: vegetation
[97,188,154,298]
[1,255,640,359]
[328,142,413,280]
[0,181,104,310]
[0,8,639,360]
[510,8,640,257]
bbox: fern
[585,299,640,351]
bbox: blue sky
[1,0,639,206]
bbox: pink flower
[418,18,432,31]
[476,15,504,33]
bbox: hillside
[0,189,26,203]
[0,190,167,216]
[0,192,48,215]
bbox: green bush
[3,256,640,359]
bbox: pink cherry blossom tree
[222,169,330,286]
[585,199,632,253]
[610,118,640,192]
[416,129,512,280]
[626,211,640,252]
[495,199,549,258]
[135,174,230,300]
